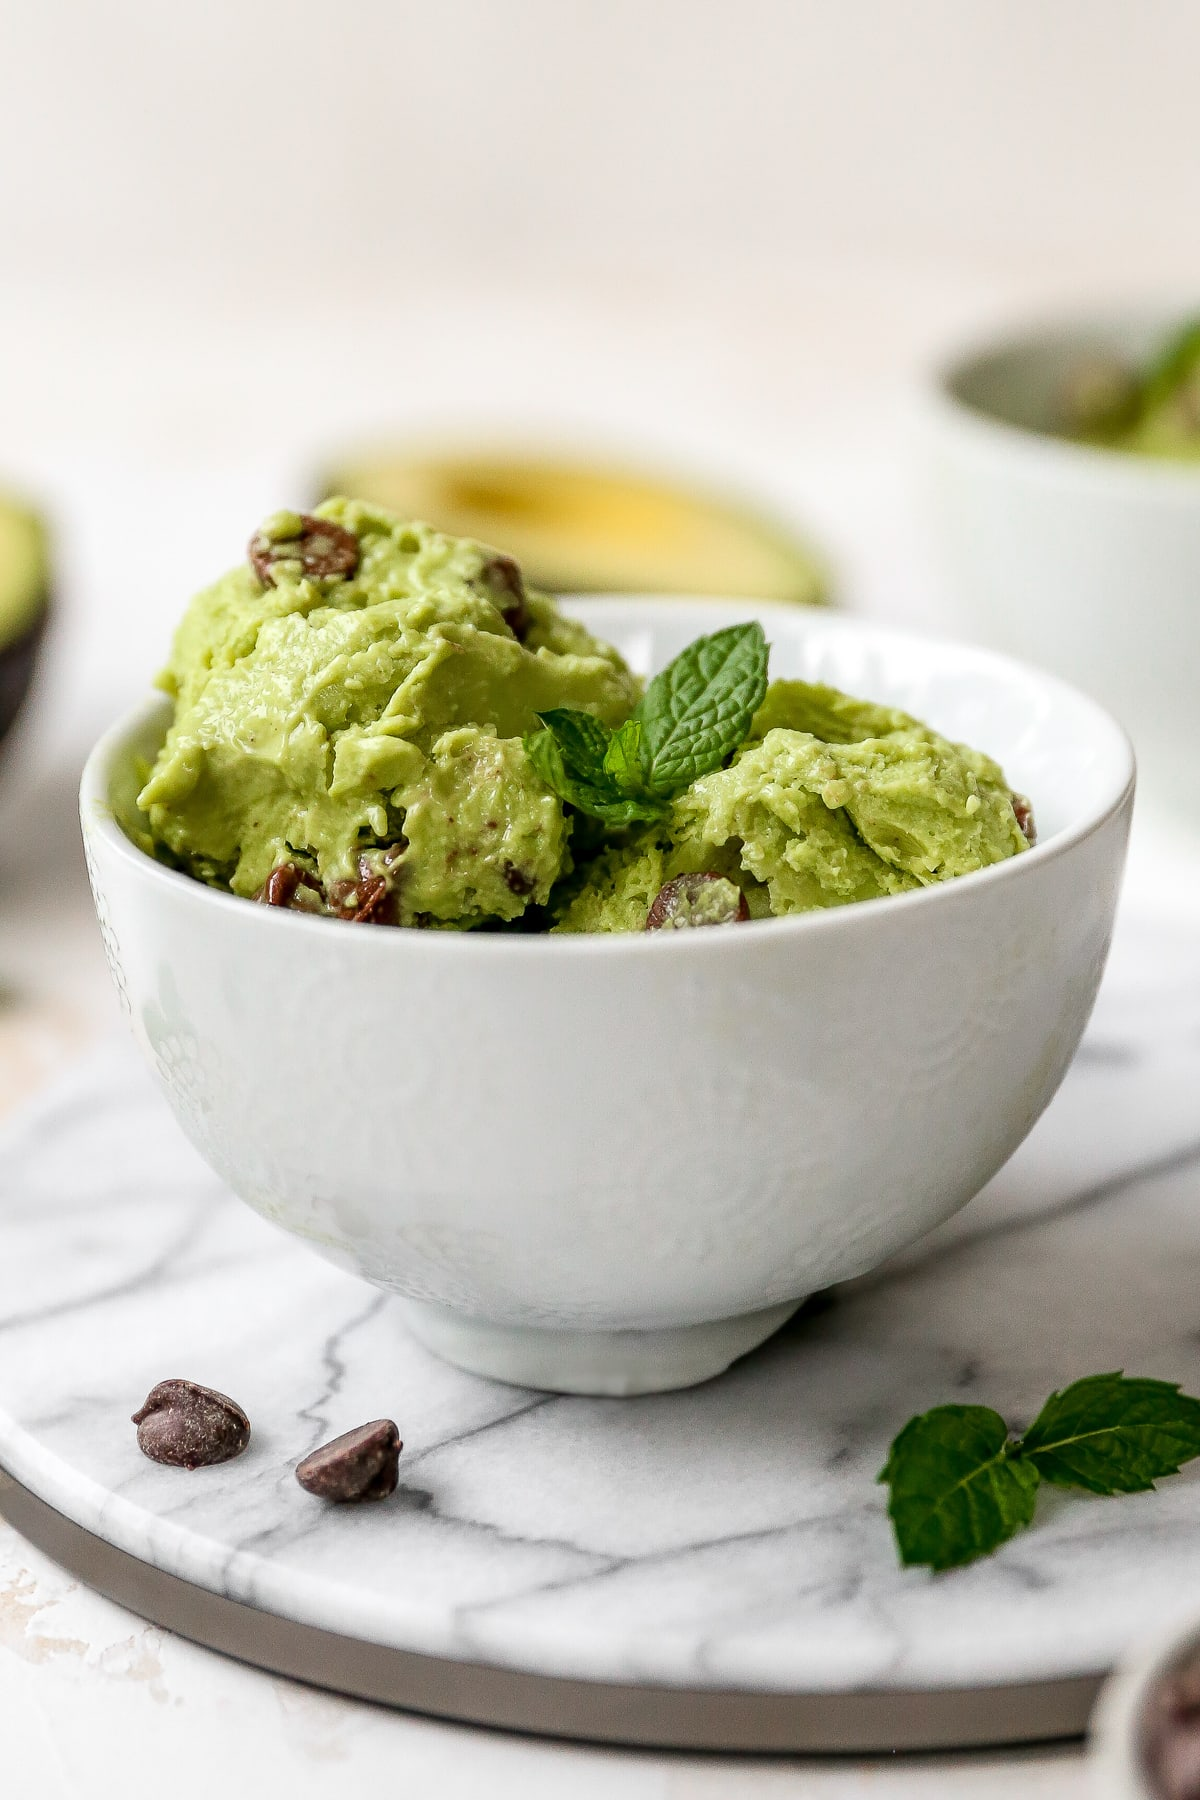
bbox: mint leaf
[1018,1372,1200,1495]
[534,707,612,780]
[882,1373,1200,1572]
[879,1405,1040,1571]
[524,624,769,823]
[603,719,646,790]
[524,713,666,826]
[634,622,769,795]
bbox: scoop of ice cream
[140,529,1028,937]
[1061,321,1200,461]
[138,499,640,924]
[552,679,1027,932]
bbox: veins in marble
[235,1396,620,1582]
[295,1292,391,1456]
[0,1199,219,1338]
[856,1129,1200,1294]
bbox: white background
[4,0,1199,285]
[2,0,1198,751]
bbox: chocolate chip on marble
[295,1420,402,1503]
[645,872,750,930]
[248,513,360,587]
[131,1379,251,1470]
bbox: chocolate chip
[295,1420,402,1502]
[249,513,360,588]
[255,863,324,909]
[1012,792,1037,845]
[349,875,397,925]
[645,872,750,931]
[480,554,530,642]
[131,1379,250,1470]
[327,851,403,925]
[503,862,535,897]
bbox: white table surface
[3,254,1179,1794]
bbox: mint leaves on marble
[881,1374,1200,1572]
[525,622,769,825]
[1019,1373,1200,1494]
[880,1405,1039,1572]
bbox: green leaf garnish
[635,621,769,795]
[879,1405,1040,1572]
[1018,1372,1200,1495]
[881,1371,1200,1572]
[535,705,612,774]
[523,622,769,825]
[524,710,664,827]
[602,718,646,789]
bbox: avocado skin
[0,597,48,748]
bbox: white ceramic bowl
[80,599,1134,1396]
[1092,1612,1200,1797]
[926,313,1200,822]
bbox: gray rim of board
[0,1468,1100,1753]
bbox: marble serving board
[4,908,1200,1735]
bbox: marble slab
[4,907,1200,1702]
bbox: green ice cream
[138,501,1030,932]
[552,680,1028,932]
[139,499,639,926]
[1061,318,1200,460]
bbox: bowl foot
[397,1298,801,1396]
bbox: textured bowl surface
[80,599,1134,1392]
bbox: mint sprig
[634,621,770,795]
[1017,1372,1200,1494]
[881,1373,1200,1571]
[524,622,769,825]
[879,1406,1039,1572]
[524,710,666,828]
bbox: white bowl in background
[1092,1611,1200,1798]
[80,599,1134,1396]
[926,314,1200,823]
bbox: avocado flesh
[319,454,826,605]
[0,498,50,745]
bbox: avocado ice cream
[136,499,1031,932]
[552,680,1029,931]
[1061,318,1200,460]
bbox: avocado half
[318,451,827,605]
[0,497,50,749]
